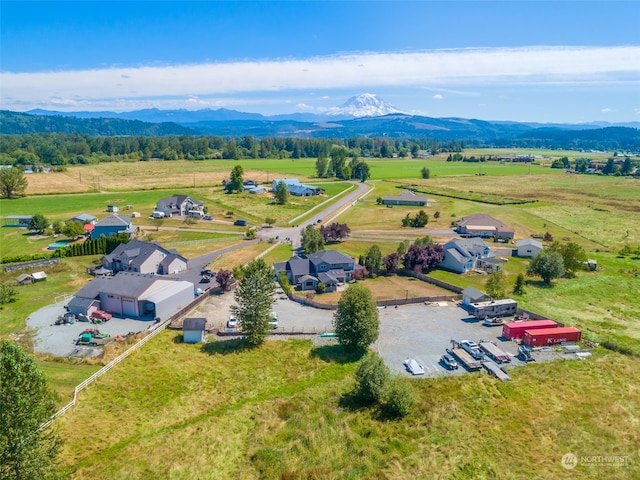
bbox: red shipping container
[523,327,581,346]
[502,320,558,339]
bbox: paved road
[258,182,372,249]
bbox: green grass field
[2,154,640,479]
[54,336,639,479]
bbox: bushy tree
[383,253,400,273]
[485,270,507,299]
[401,210,429,228]
[353,352,390,403]
[549,241,587,277]
[226,165,244,193]
[273,180,289,205]
[0,340,61,479]
[527,250,565,284]
[215,269,233,291]
[513,273,526,295]
[231,258,276,346]
[414,235,433,248]
[0,283,17,305]
[421,167,430,179]
[383,377,415,418]
[0,167,28,199]
[333,283,379,351]
[320,222,351,242]
[301,225,324,254]
[28,214,49,234]
[264,217,276,226]
[402,244,444,273]
[397,240,410,256]
[363,245,383,276]
[62,221,84,238]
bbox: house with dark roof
[155,194,204,217]
[90,214,137,240]
[439,238,492,274]
[381,190,428,206]
[455,213,515,239]
[67,272,194,320]
[273,250,364,292]
[102,239,188,275]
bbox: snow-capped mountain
[324,93,406,117]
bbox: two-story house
[102,239,188,275]
[155,194,204,217]
[274,250,363,292]
[439,238,493,274]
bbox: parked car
[203,215,213,221]
[200,269,214,276]
[440,354,459,370]
[227,316,237,329]
[459,340,484,360]
[199,277,211,283]
[91,310,112,322]
[234,219,247,226]
[269,311,278,329]
[404,358,425,375]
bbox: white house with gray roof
[67,272,194,320]
[439,238,493,274]
[516,239,544,257]
[274,250,364,292]
[155,194,204,217]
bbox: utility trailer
[479,341,511,363]
[471,299,518,320]
[446,347,482,371]
[482,360,512,381]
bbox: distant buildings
[271,178,321,197]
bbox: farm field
[54,335,640,479]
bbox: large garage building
[67,272,194,321]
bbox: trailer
[523,327,581,346]
[75,333,108,347]
[471,299,518,320]
[479,341,511,363]
[482,360,512,381]
[502,319,558,340]
[446,348,482,371]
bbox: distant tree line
[0,132,466,169]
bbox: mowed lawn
[55,335,640,479]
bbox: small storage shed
[183,317,207,343]
[461,287,490,306]
[31,271,47,282]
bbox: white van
[188,210,204,217]
[151,211,166,219]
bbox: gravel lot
[28,296,574,375]
[27,301,160,357]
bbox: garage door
[122,297,137,317]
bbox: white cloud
[2,46,639,111]
[433,94,444,100]
[601,107,613,113]
[296,103,315,111]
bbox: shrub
[383,378,415,418]
[353,352,390,404]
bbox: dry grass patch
[209,242,274,270]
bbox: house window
[305,281,314,287]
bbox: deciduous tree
[549,241,587,277]
[402,244,444,273]
[320,222,351,243]
[0,167,28,199]
[215,269,233,291]
[485,270,507,299]
[0,340,61,479]
[273,180,289,205]
[333,283,379,351]
[301,225,324,254]
[527,250,565,285]
[363,245,383,276]
[353,352,390,403]
[383,253,400,273]
[62,221,84,238]
[28,214,49,234]
[231,258,275,346]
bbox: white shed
[183,317,207,343]
[517,239,543,258]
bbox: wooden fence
[38,289,214,432]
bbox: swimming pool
[47,240,71,250]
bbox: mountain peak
[325,93,405,117]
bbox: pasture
[54,335,640,479]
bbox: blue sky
[2,1,639,122]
